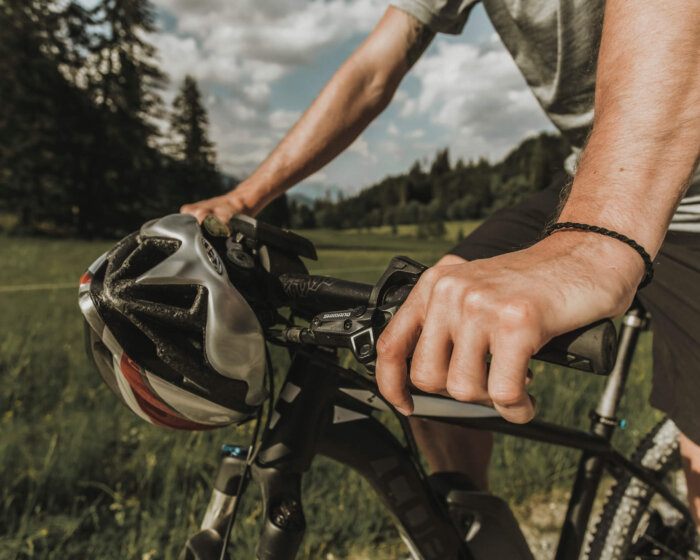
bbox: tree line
[0,0,222,237]
[291,132,571,233]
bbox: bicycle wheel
[587,417,699,560]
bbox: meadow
[0,224,661,559]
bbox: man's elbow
[344,45,401,103]
[364,65,403,114]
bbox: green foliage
[489,173,534,214]
[258,193,291,228]
[416,199,446,239]
[303,133,570,232]
[0,234,659,559]
[446,193,481,221]
[0,0,97,235]
[429,148,451,178]
[0,1,226,239]
[289,200,316,229]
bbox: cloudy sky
[149,0,554,199]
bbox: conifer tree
[0,0,100,234]
[87,0,166,136]
[170,76,217,169]
[168,75,222,204]
[81,0,168,235]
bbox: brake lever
[306,256,425,369]
[284,256,426,371]
[306,304,398,370]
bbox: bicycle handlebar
[278,274,373,310]
[278,273,618,375]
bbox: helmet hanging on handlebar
[79,214,268,430]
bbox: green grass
[346,220,484,240]
[0,231,660,559]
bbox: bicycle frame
[193,302,694,560]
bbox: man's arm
[559,0,700,257]
[180,7,435,223]
[375,0,700,421]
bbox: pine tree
[43,0,168,236]
[168,75,221,205]
[170,76,217,169]
[87,0,166,136]
[0,0,215,237]
[0,0,101,234]
[73,0,169,235]
[429,148,451,177]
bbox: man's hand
[180,187,254,224]
[375,232,643,422]
[376,0,699,424]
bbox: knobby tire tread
[586,417,681,560]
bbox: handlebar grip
[532,319,618,375]
[385,284,619,375]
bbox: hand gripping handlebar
[277,256,618,376]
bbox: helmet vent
[121,237,181,280]
[128,284,201,311]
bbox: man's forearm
[234,8,434,215]
[237,56,397,213]
[560,0,700,264]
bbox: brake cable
[218,344,275,560]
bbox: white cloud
[153,0,384,94]
[392,89,408,104]
[385,123,424,141]
[379,140,402,158]
[149,1,554,192]
[398,38,552,159]
[400,98,418,119]
[269,109,302,131]
[150,0,387,177]
[305,171,328,183]
[219,148,271,176]
[347,135,378,163]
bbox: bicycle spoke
[633,532,686,560]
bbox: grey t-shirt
[390,0,700,231]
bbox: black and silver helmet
[79,214,267,430]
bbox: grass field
[0,226,661,559]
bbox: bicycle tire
[586,417,698,560]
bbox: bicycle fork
[188,351,470,560]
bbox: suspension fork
[554,304,648,560]
[254,352,341,559]
[199,350,468,560]
[197,351,340,559]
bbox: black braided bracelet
[543,222,654,289]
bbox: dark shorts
[449,175,700,444]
